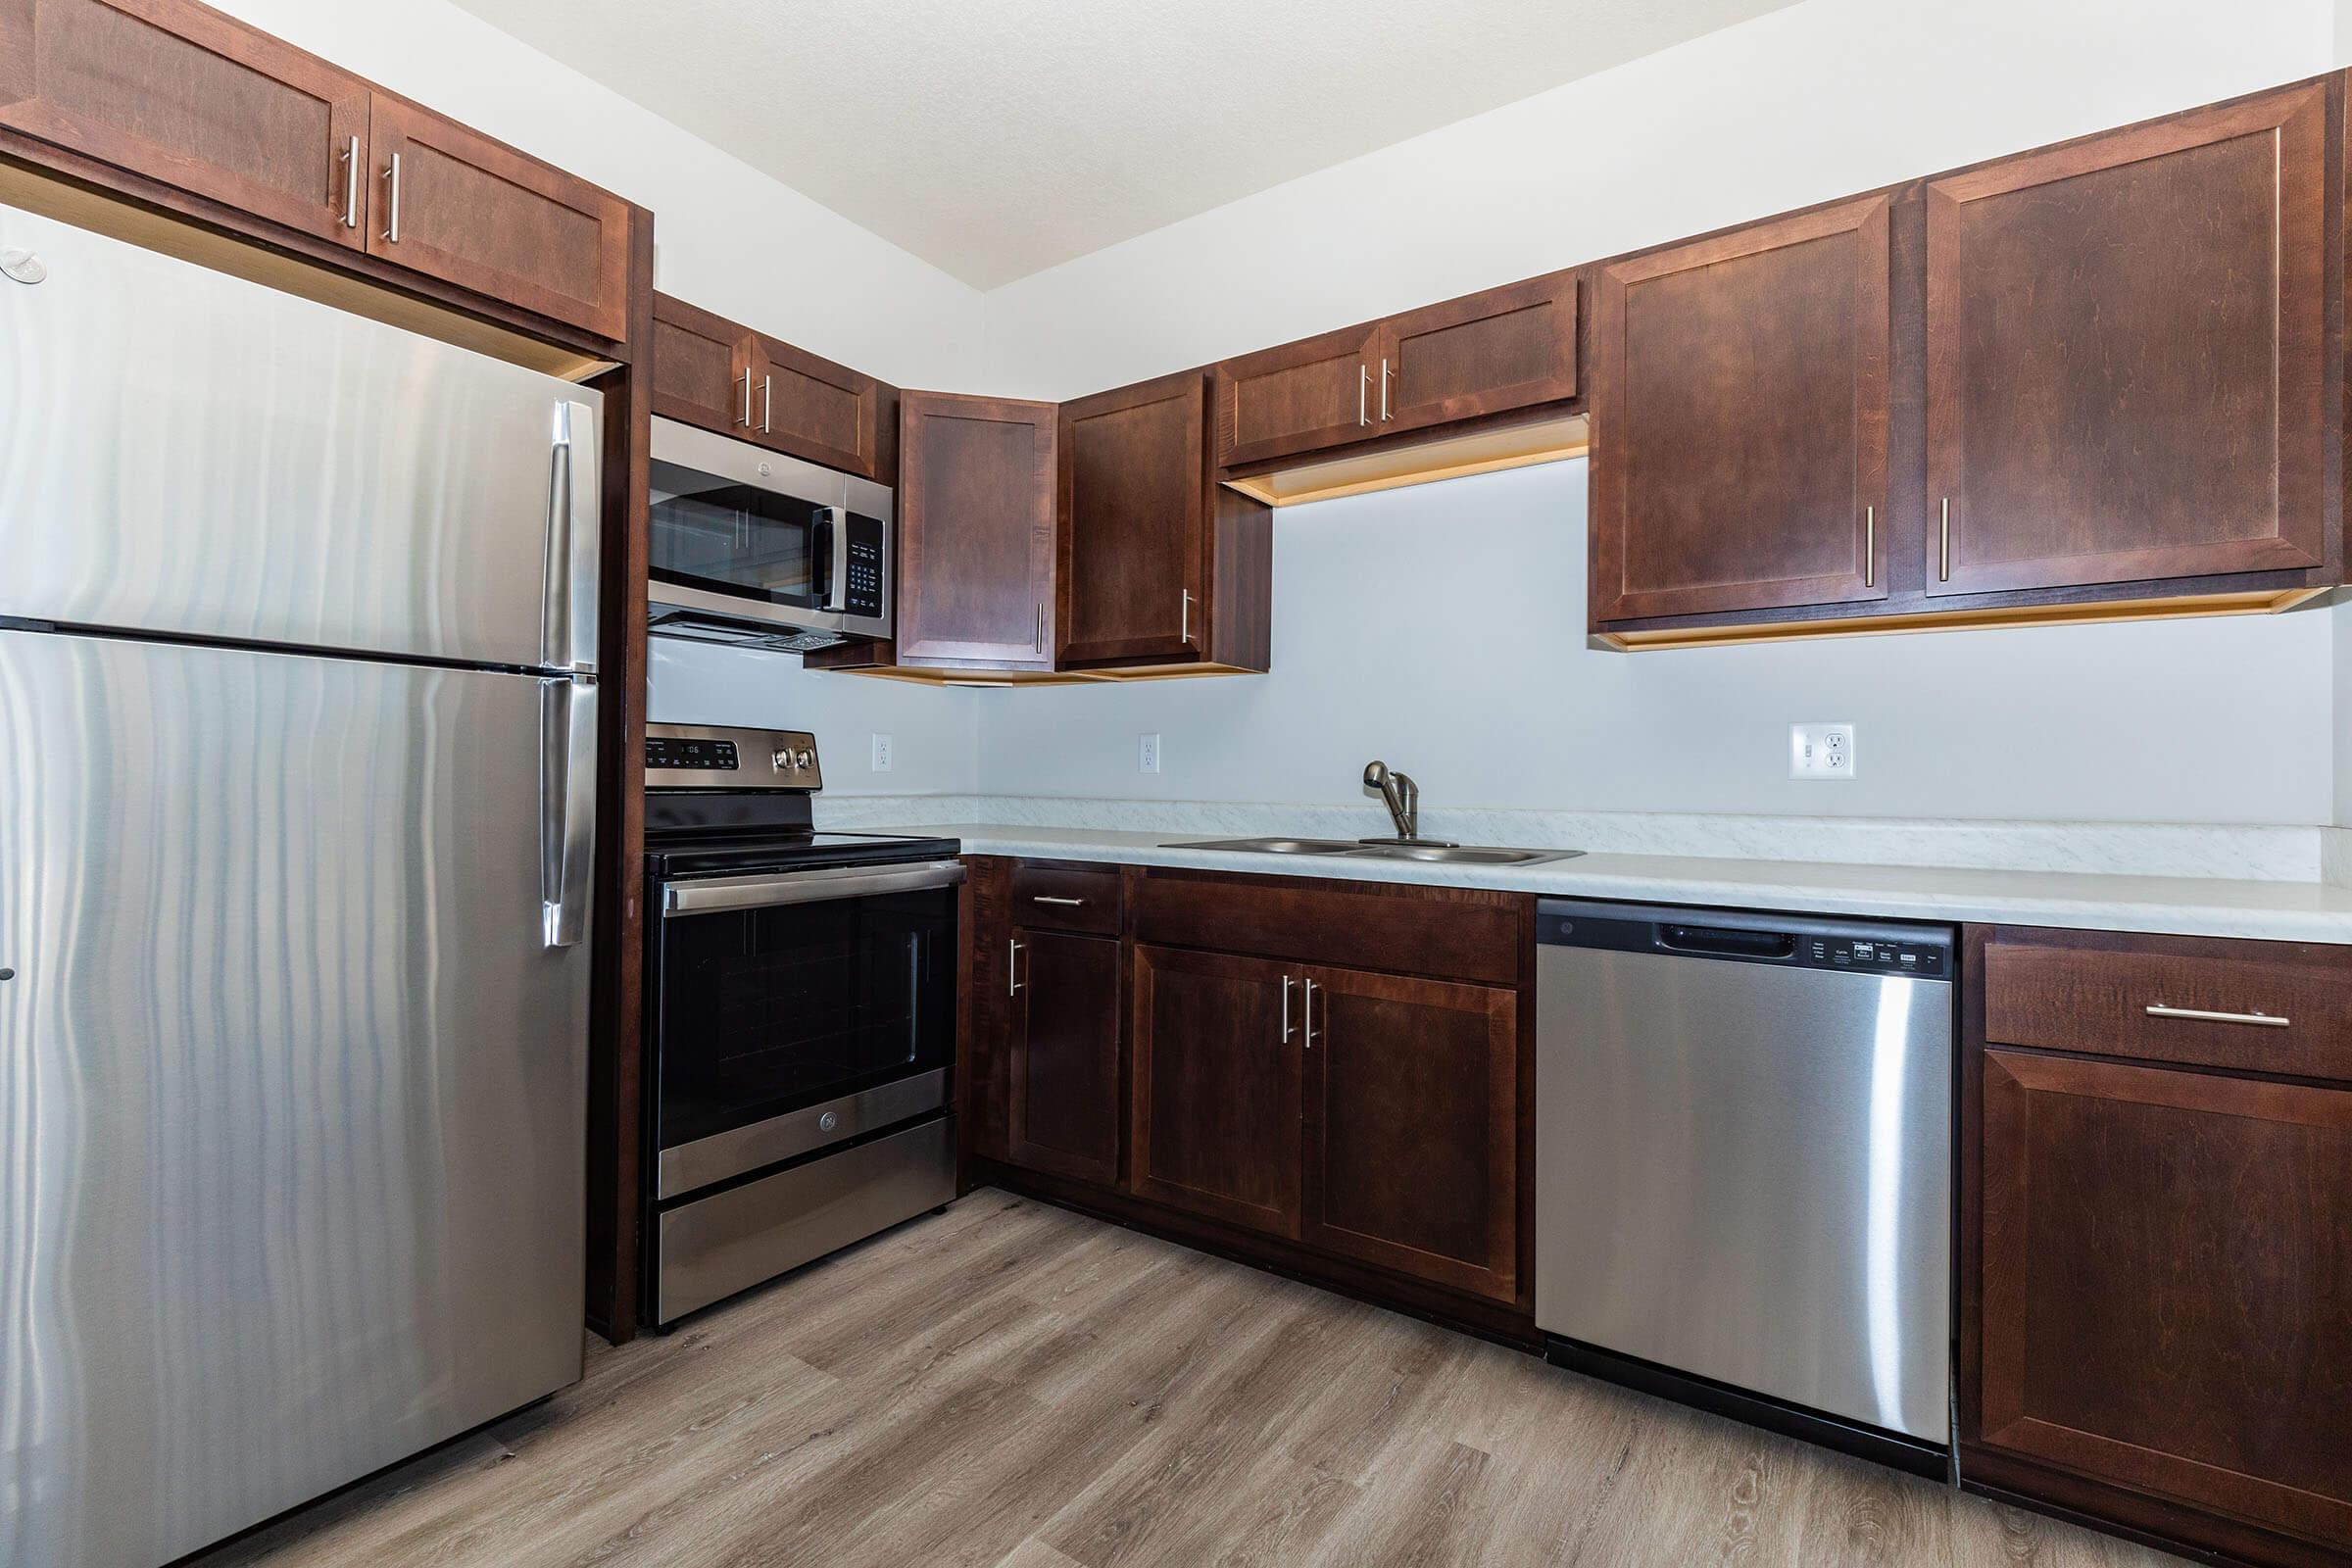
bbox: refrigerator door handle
[543,400,603,675]
[541,676,597,948]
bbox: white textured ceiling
[449,0,1792,289]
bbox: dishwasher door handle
[1657,923,1797,960]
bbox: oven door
[652,858,961,1197]
[648,416,893,641]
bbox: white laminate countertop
[863,823,2352,944]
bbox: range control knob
[795,748,816,769]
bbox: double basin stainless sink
[1166,836,1584,867]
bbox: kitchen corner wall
[968,0,2346,830]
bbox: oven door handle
[662,858,966,916]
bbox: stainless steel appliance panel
[658,1115,955,1323]
[659,1067,952,1199]
[0,201,601,671]
[1536,916,1952,1442]
[0,630,592,1568]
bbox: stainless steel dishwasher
[1535,900,1955,1475]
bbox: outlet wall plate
[870,733,894,772]
[1789,722,1856,779]
[1139,733,1162,774]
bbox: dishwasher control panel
[1809,935,1947,978]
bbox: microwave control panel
[842,514,886,619]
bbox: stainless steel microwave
[647,416,893,653]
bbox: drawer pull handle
[2144,1003,2289,1028]
[1030,895,1087,906]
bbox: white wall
[971,0,2345,828]
[204,0,985,790]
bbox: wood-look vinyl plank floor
[188,1190,2186,1568]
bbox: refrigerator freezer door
[0,201,600,671]
[0,630,592,1568]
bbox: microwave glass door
[649,458,830,611]
[655,881,956,1152]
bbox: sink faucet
[1362,760,1425,843]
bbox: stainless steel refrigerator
[0,202,600,1568]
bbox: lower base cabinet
[1301,965,1520,1303]
[967,860,1533,1324]
[1129,943,1303,1237]
[1004,927,1122,1186]
[1962,926,2352,1568]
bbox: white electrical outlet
[1139,733,1162,774]
[1788,722,1856,779]
[870,732,894,772]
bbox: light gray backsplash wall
[975,463,2337,829]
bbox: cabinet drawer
[1009,861,1122,935]
[1981,928,2352,1081]
[1130,868,1524,987]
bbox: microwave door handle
[543,400,602,675]
[814,506,851,614]
[540,676,598,948]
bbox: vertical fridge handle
[543,400,602,675]
[541,677,597,949]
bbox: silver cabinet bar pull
[340,135,361,229]
[1380,357,1392,421]
[1281,974,1295,1044]
[2145,1003,2290,1028]
[1358,365,1370,427]
[740,368,755,427]
[1007,938,1024,997]
[1180,588,1195,646]
[1303,977,1320,1050]
[761,374,773,434]
[381,151,402,243]
[1938,498,1950,582]
[1864,506,1875,587]
[1030,895,1087,906]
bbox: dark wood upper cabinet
[364,94,630,340]
[747,331,886,480]
[1004,928,1122,1186]
[650,292,750,434]
[1968,1047,2352,1553]
[1380,270,1579,439]
[1926,81,2333,597]
[0,0,370,247]
[1591,195,1891,622]
[1301,964,1519,1302]
[896,392,1058,668]
[1211,321,1386,469]
[1210,274,1583,472]
[1129,943,1302,1238]
[1058,370,1208,665]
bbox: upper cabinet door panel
[750,334,884,479]
[1925,83,2331,597]
[1379,270,1580,438]
[1212,323,1382,469]
[1591,195,1891,623]
[365,94,630,340]
[0,0,368,246]
[650,293,749,436]
[897,391,1057,668]
[1058,370,1207,665]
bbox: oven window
[649,458,825,608]
[656,883,956,1150]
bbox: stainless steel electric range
[642,722,963,1325]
